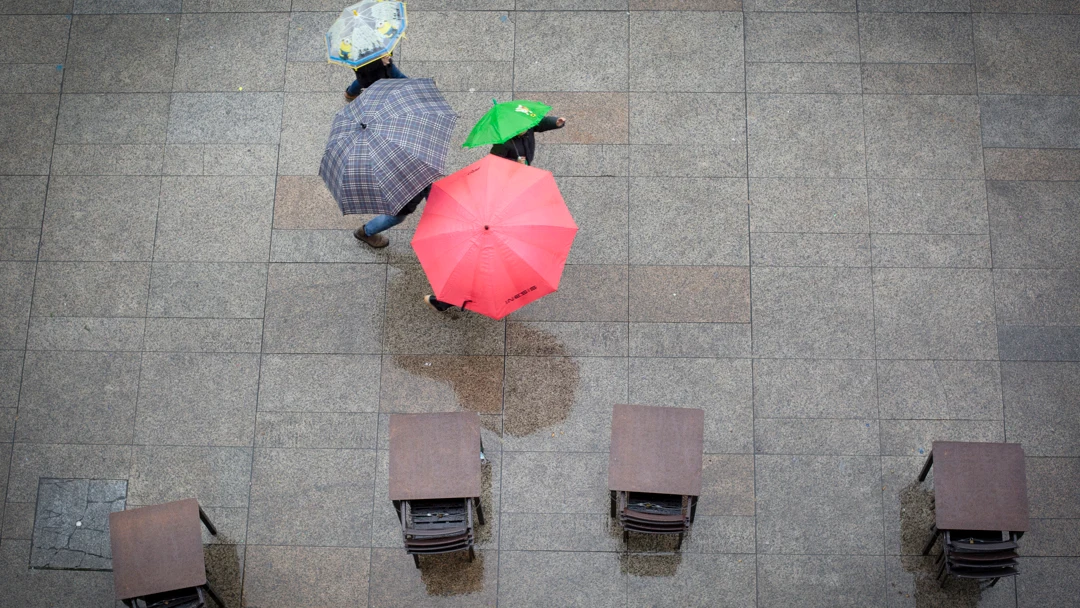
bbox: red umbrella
[411,155,578,319]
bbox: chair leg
[468,546,475,562]
[989,577,1000,588]
[413,554,421,569]
[921,525,940,555]
[199,505,218,536]
[610,491,616,519]
[623,529,629,543]
[676,533,683,551]
[474,497,485,526]
[203,582,225,608]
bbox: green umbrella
[462,99,552,148]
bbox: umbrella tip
[484,225,490,230]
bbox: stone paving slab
[174,12,289,92]
[860,62,977,95]
[64,14,178,93]
[2,1,1080,606]
[748,62,862,94]
[745,12,859,64]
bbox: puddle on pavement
[503,356,580,437]
[472,462,495,546]
[502,324,580,438]
[417,551,487,596]
[896,481,981,608]
[392,354,504,414]
[899,481,937,556]
[620,552,682,577]
[391,324,581,438]
[204,543,243,607]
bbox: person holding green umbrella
[463,99,566,167]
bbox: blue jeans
[364,184,430,236]
[346,64,406,97]
[363,212,405,236]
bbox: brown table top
[109,499,206,601]
[931,441,1029,532]
[608,404,705,496]
[389,412,481,501]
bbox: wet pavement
[1,0,1079,606]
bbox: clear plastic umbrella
[325,0,407,69]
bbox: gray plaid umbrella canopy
[320,78,456,215]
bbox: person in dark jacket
[345,54,405,102]
[421,114,568,313]
[489,114,566,166]
[354,184,430,249]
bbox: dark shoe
[345,89,358,102]
[354,225,389,248]
[424,295,452,312]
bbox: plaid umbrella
[320,78,456,215]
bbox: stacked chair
[135,587,210,608]
[389,413,486,569]
[399,497,480,568]
[916,441,1029,589]
[613,491,695,549]
[935,529,1020,588]
[607,404,705,553]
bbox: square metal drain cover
[30,478,128,571]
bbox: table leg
[917,450,934,482]
[199,505,218,536]
[203,582,225,608]
[474,496,485,526]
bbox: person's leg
[388,63,407,79]
[363,213,406,236]
[356,186,428,248]
[345,75,363,101]
[354,213,405,248]
[424,295,454,312]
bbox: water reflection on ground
[897,482,982,608]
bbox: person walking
[489,114,566,166]
[354,184,429,248]
[424,295,460,312]
[345,54,405,102]
[415,153,577,318]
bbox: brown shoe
[354,225,389,248]
[344,90,358,103]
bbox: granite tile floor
[1,1,1078,606]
